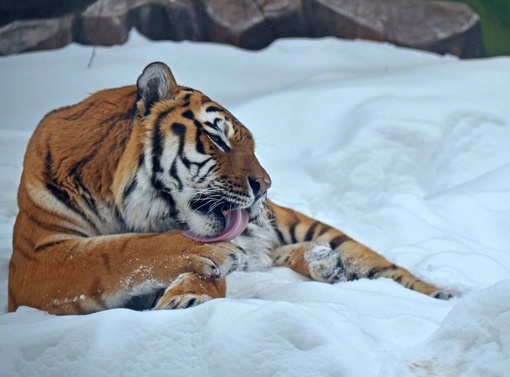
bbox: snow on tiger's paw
[304,243,346,284]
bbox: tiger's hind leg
[269,200,454,299]
[273,242,346,284]
[153,273,226,310]
[272,239,452,299]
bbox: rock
[200,0,308,50]
[304,0,482,58]
[133,0,202,42]
[76,0,138,45]
[0,15,74,56]
[76,0,202,46]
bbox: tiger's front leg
[268,200,452,299]
[9,213,240,314]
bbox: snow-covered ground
[1,32,509,376]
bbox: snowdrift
[0,32,509,376]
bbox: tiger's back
[10,86,137,311]
[18,86,136,232]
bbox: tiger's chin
[182,197,265,242]
[185,210,229,239]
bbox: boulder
[76,0,139,45]
[0,15,74,56]
[76,0,202,46]
[199,0,308,50]
[304,0,482,58]
[133,0,202,42]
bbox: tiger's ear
[135,62,179,117]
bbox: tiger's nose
[248,176,272,199]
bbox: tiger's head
[114,62,271,240]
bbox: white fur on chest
[121,168,183,233]
[232,217,278,272]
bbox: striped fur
[8,62,450,315]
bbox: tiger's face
[122,62,271,239]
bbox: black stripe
[193,120,204,130]
[193,157,212,171]
[289,221,299,244]
[171,123,192,182]
[46,183,83,217]
[44,147,55,182]
[193,157,213,177]
[68,158,99,217]
[184,297,197,308]
[45,148,99,233]
[170,161,183,191]
[114,207,126,228]
[160,191,178,216]
[329,235,351,250]
[206,106,221,113]
[304,222,319,242]
[197,163,217,183]
[123,178,138,200]
[275,228,286,245]
[182,110,194,119]
[46,183,73,208]
[195,127,206,154]
[172,122,186,137]
[151,122,164,174]
[151,177,164,191]
[35,239,68,253]
[367,267,382,279]
[204,121,220,132]
[205,131,230,152]
[46,183,100,235]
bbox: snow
[1,32,509,376]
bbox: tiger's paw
[154,292,212,310]
[190,241,240,279]
[431,289,457,300]
[304,243,346,284]
[153,272,225,310]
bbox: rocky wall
[0,0,482,58]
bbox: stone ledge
[0,0,482,58]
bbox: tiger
[8,62,451,315]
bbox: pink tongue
[182,209,250,243]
